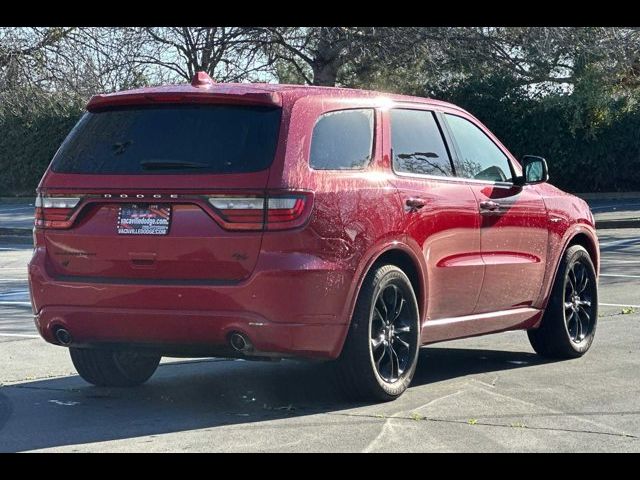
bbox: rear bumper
[28,247,353,359]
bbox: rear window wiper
[140,160,208,170]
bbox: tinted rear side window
[310,109,374,170]
[51,105,281,174]
[390,109,453,177]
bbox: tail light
[34,195,81,229]
[266,196,307,230]
[207,192,312,231]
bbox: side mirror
[514,155,549,186]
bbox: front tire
[70,348,161,387]
[528,245,598,359]
[337,264,421,401]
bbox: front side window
[444,114,513,183]
[310,109,374,170]
[390,109,453,177]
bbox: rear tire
[70,348,161,387]
[528,245,598,359]
[337,264,420,402]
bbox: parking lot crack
[330,411,639,441]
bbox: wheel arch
[340,241,427,344]
[372,248,424,321]
[567,232,600,275]
[335,243,427,358]
[538,227,600,315]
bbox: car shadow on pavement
[0,346,551,452]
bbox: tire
[528,245,598,359]
[70,348,161,387]
[337,264,421,402]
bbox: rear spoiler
[87,90,282,112]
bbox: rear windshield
[51,104,282,174]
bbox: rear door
[38,103,283,282]
[441,112,548,313]
[386,108,483,319]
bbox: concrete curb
[578,192,640,200]
[0,227,32,237]
[0,197,34,204]
[0,232,33,245]
[596,219,640,229]
[0,236,32,245]
[0,228,33,245]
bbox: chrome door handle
[479,200,500,212]
[405,198,426,211]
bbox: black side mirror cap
[515,155,549,186]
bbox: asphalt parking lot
[0,202,639,452]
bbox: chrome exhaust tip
[54,327,73,346]
[229,332,253,353]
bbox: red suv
[28,72,599,401]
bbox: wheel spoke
[565,281,573,297]
[564,301,574,311]
[573,264,582,291]
[372,308,386,332]
[577,265,589,294]
[393,297,406,322]
[578,307,591,340]
[568,267,577,293]
[578,299,591,308]
[390,346,400,380]
[575,312,583,340]
[566,310,576,339]
[375,344,388,369]
[386,286,399,321]
[395,324,411,334]
[385,345,393,380]
[371,336,384,351]
[394,336,410,349]
[376,296,388,320]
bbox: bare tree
[138,27,270,83]
[0,27,74,88]
[44,27,153,96]
[257,27,404,86]
[430,27,640,89]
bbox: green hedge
[435,77,640,193]
[0,95,84,196]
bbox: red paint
[28,79,599,359]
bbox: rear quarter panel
[269,94,410,329]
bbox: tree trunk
[311,62,339,86]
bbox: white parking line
[0,206,33,213]
[0,333,39,338]
[591,203,640,211]
[0,289,30,295]
[600,238,640,248]
[600,303,640,308]
[600,274,640,279]
[0,301,32,306]
[601,258,640,264]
